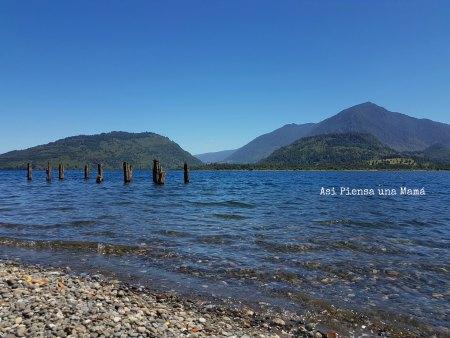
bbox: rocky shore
[0,261,338,338]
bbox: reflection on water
[0,170,449,332]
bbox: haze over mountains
[223,123,315,164]
[195,149,236,163]
[200,102,450,164]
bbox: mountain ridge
[308,102,450,151]
[195,149,236,163]
[224,123,316,163]
[0,131,201,169]
[221,102,450,163]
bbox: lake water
[0,170,449,334]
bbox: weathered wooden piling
[157,169,166,185]
[27,163,32,181]
[123,162,127,183]
[183,162,189,184]
[46,162,52,182]
[58,163,64,180]
[96,163,104,183]
[152,159,158,183]
[84,164,89,179]
[123,162,132,183]
[152,159,165,185]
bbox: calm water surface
[0,170,449,333]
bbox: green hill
[260,133,425,169]
[408,143,450,164]
[0,131,201,169]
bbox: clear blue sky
[1,0,449,154]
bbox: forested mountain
[0,131,201,169]
[408,143,450,164]
[223,102,450,164]
[260,133,406,168]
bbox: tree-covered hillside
[407,143,450,164]
[0,131,201,169]
[259,133,427,169]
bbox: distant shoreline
[0,167,449,172]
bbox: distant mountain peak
[309,103,450,151]
[360,101,379,107]
[339,102,387,115]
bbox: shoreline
[0,260,333,338]
[0,168,449,172]
[1,260,444,337]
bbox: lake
[0,170,449,334]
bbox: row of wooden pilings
[26,160,190,185]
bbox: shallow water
[0,170,449,332]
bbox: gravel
[0,261,323,337]
[2,260,440,337]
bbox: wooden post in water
[46,162,52,182]
[84,164,89,179]
[123,162,132,183]
[183,162,189,184]
[27,163,32,181]
[96,163,104,183]
[129,165,133,181]
[123,162,127,183]
[157,162,165,185]
[58,163,64,180]
[157,169,166,185]
[152,159,165,185]
[152,159,158,183]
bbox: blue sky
[1,0,449,154]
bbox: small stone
[113,316,121,322]
[245,310,254,316]
[198,317,206,323]
[326,330,337,338]
[272,317,285,326]
[15,316,23,324]
[306,323,316,331]
[384,269,399,277]
[16,326,27,337]
[137,326,146,333]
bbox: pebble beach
[0,261,340,338]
